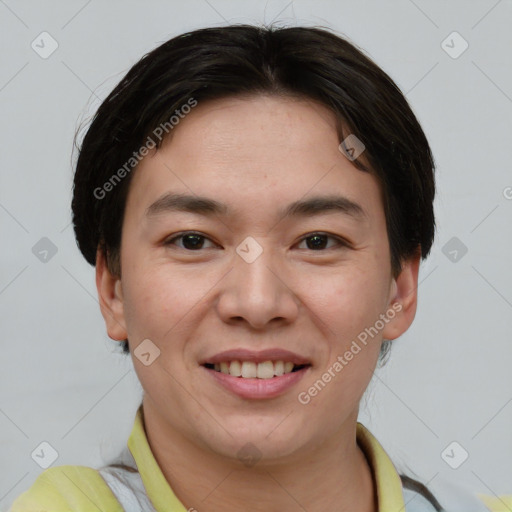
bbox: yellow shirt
[9,406,506,511]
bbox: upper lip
[200,348,311,366]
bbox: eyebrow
[145,192,367,222]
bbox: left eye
[165,232,346,251]
[297,233,346,251]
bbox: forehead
[164,94,341,162]
[124,94,385,228]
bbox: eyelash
[164,231,349,251]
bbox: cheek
[121,267,187,340]
[303,263,386,340]
[121,260,220,350]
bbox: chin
[201,419,309,463]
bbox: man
[11,24,502,512]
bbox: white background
[1,0,511,509]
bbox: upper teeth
[213,361,296,379]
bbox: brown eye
[297,233,347,251]
[165,232,216,250]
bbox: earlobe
[382,248,421,341]
[96,248,127,341]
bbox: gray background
[1,0,511,509]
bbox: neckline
[128,406,406,511]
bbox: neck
[142,401,377,512]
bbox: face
[97,94,420,463]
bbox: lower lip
[203,366,310,400]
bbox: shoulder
[8,465,125,512]
[479,494,512,512]
[98,464,157,511]
[405,476,496,512]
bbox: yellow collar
[356,422,406,510]
[128,406,406,511]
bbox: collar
[128,405,406,511]
[356,422,406,510]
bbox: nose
[216,243,300,330]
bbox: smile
[203,360,310,379]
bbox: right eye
[164,232,217,251]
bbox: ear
[381,247,421,341]
[95,247,127,341]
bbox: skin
[97,94,421,512]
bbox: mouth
[203,360,311,379]
[200,349,312,399]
